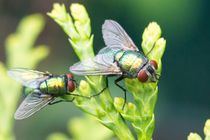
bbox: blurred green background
[0,0,210,139]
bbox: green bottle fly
[8,69,76,120]
[69,20,160,107]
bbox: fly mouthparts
[155,73,161,81]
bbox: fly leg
[22,87,26,97]
[49,97,75,105]
[67,77,108,99]
[145,43,155,56]
[66,93,91,99]
[89,77,109,98]
[115,76,127,109]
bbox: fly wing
[102,20,139,51]
[8,69,51,88]
[15,91,55,120]
[70,47,122,76]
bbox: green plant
[0,14,49,140]
[188,119,210,140]
[47,115,115,140]
[48,3,166,140]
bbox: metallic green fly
[8,69,87,120]
[69,20,159,107]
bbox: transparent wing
[102,20,139,51]
[70,47,122,76]
[8,68,51,88]
[15,91,55,120]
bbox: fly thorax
[119,51,137,70]
[39,81,48,93]
[114,50,124,62]
[23,87,34,96]
[129,57,144,76]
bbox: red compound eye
[68,81,75,92]
[150,60,158,70]
[137,70,148,82]
[66,74,75,92]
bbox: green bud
[96,107,106,118]
[154,38,166,59]
[148,37,166,63]
[48,3,94,61]
[142,22,161,55]
[6,14,49,68]
[47,3,66,20]
[188,133,202,140]
[114,97,125,111]
[204,119,210,137]
[79,80,91,96]
[47,3,79,39]
[70,3,91,38]
[127,103,136,113]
